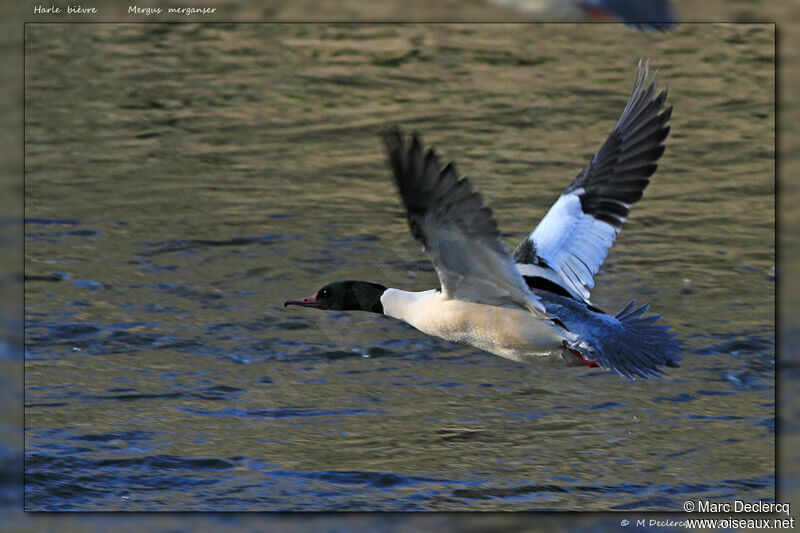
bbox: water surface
[24,23,774,510]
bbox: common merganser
[286,60,681,379]
[485,0,677,31]
[580,0,677,31]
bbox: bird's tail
[568,300,682,379]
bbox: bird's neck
[345,281,388,313]
[380,288,439,322]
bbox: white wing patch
[529,188,619,301]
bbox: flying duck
[285,60,681,379]
[578,0,677,30]
[485,0,678,31]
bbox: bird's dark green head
[284,280,387,313]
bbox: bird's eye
[320,289,330,297]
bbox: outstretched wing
[383,127,545,315]
[514,59,672,303]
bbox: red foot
[569,348,599,368]
[584,7,614,21]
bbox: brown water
[24,23,774,511]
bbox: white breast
[380,289,573,363]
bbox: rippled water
[24,23,774,510]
